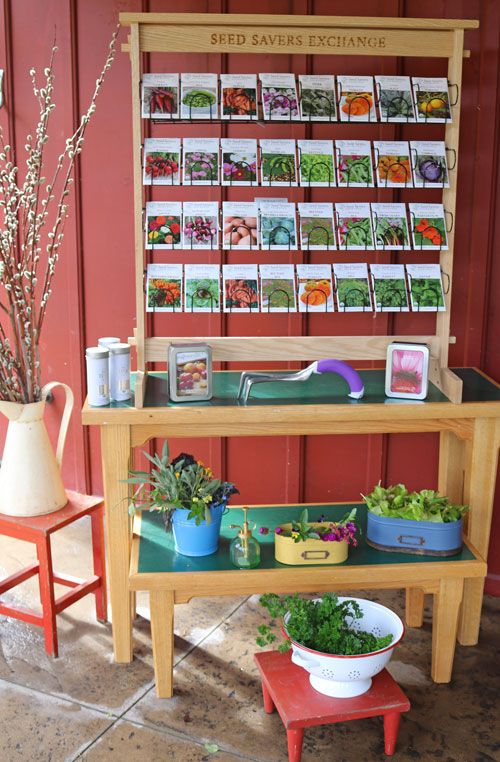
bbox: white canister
[109,343,131,401]
[98,336,121,348]
[86,347,110,406]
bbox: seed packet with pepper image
[143,138,181,185]
[223,264,259,313]
[410,141,449,188]
[374,75,415,122]
[370,264,409,312]
[222,202,259,249]
[337,76,376,122]
[141,73,179,119]
[259,73,300,121]
[260,201,298,250]
[260,139,297,186]
[146,264,183,312]
[406,263,445,312]
[412,77,452,123]
[298,203,336,250]
[297,264,334,313]
[335,140,374,187]
[221,138,258,186]
[145,202,182,250]
[298,140,335,187]
[184,264,220,312]
[220,74,258,120]
[298,75,337,121]
[260,264,297,313]
[183,138,219,185]
[374,141,413,188]
[409,203,448,250]
[333,263,372,312]
[180,73,218,119]
[335,203,374,250]
[182,202,219,250]
[371,203,410,250]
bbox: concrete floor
[0,515,498,762]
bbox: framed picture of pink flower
[385,342,429,400]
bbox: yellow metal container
[274,523,349,566]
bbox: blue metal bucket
[172,503,225,557]
[367,512,463,556]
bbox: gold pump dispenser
[229,507,261,568]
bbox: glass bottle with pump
[229,507,261,569]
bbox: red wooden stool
[254,651,410,761]
[0,491,107,657]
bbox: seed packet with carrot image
[260,139,297,186]
[335,203,374,250]
[370,264,409,312]
[145,202,182,250]
[298,140,335,187]
[333,263,372,312]
[409,203,448,250]
[298,203,336,250]
[298,75,337,121]
[143,138,181,185]
[406,264,445,312]
[260,264,297,313]
[222,202,259,249]
[374,141,413,187]
[223,264,259,313]
[410,141,449,188]
[337,76,376,122]
[296,264,334,313]
[220,74,258,120]
[183,138,219,185]
[184,264,220,313]
[180,73,218,119]
[146,264,183,312]
[335,140,374,187]
[182,202,219,250]
[374,75,415,122]
[141,74,179,119]
[412,77,452,123]
[371,203,410,250]
[221,138,258,186]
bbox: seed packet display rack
[120,13,477,408]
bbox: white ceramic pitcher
[0,382,74,517]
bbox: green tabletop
[136,502,475,574]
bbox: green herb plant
[410,278,444,309]
[299,153,334,184]
[336,277,371,308]
[261,153,296,184]
[363,482,468,523]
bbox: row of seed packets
[146,201,449,251]
[141,73,453,123]
[143,137,450,188]
[145,262,445,314]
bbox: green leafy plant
[336,277,371,308]
[261,153,296,183]
[299,153,334,184]
[276,507,358,544]
[362,482,468,523]
[300,88,336,118]
[373,278,407,309]
[256,592,393,655]
[410,278,444,309]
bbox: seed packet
[182,202,219,250]
[371,203,410,250]
[183,138,219,185]
[298,75,337,121]
[260,201,297,250]
[335,140,374,187]
[409,203,448,250]
[260,264,297,312]
[180,73,218,119]
[145,202,182,250]
[297,264,334,313]
[259,73,300,120]
[370,264,409,312]
[260,139,297,186]
[337,76,376,122]
[143,138,181,185]
[220,74,258,120]
[141,74,179,119]
[146,264,183,312]
[298,203,336,250]
[297,140,335,187]
[223,264,259,312]
[221,138,258,186]
[412,77,452,123]
[406,264,446,312]
[184,264,220,312]
[411,141,449,188]
[222,202,258,249]
[374,141,413,187]
[375,75,415,122]
[333,263,372,312]
[335,203,374,250]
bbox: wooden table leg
[431,577,464,683]
[383,712,401,755]
[261,681,275,713]
[90,505,108,623]
[101,425,133,663]
[405,588,424,627]
[286,728,304,762]
[150,589,174,698]
[37,536,58,657]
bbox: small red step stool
[254,651,410,762]
[0,491,107,657]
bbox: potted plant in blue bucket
[127,443,238,557]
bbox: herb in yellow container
[274,508,358,566]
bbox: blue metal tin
[366,512,463,556]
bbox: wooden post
[150,589,175,698]
[432,577,463,682]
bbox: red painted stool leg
[91,506,107,623]
[36,537,58,657]
[383,712,401,755]
[261,681,275,713]
[286,728,304,762]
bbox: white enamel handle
[42,382,74,467]
[291,649,322,676]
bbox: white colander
[284,597,404,698]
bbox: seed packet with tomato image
[259,264,297,313]
[406,263,445,312]
[180,73,218,119]
[335,140,374,187]
[298,203,336,250]
[371,203,411,250]
[296,264,334,313]
[141,73,179,119]
[143,138,181,185]
[409,203,448,250]
[183,138,219,186]
[222,202,259,249]
[223,264,259,313]
[221,138,258,186]
[220,74,258,120]
[298,140,335,187]
[333,263,372,312]
[259,73,300,121]
[410,141,449,188]
[337,76,376,122]
[298,75,337,121]
[370,264,409,312]
[184,264,220,313]
[374,75,415,123]
[374,141,413,188]
[146,264,183,312]
[145,202,182,250]
[412,77,452,123]
[182,202,219,250]
[335,203,374,250]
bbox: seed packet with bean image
[298,203,336,250]
[412,77,452,123]
[222,202,259,249]
[180,73,218,119]
[260,201,297,250]
[223,264,259,312]
[375,75,415,122]
[143,138,181,185]
[333,263,372,312]
[374,141,413,187]
[409,203,448,250]
[370,264,409,312]
[260,264,297,313]
[145,202,182,250]
[260,139,297,186]
[220,74,258,120]
[297,264,334,313]
[182,202,219,250]
[371,203,410,250]
[410,141,449,188]
[183,138,219,185]
[141,74,179,119]
[406,264,445,312]
[335,140,374,187]
[146,264,183,312]
[335,203,374,250]
[221,138,258,186]
[337,76,376,122]
[298,140,335,187]
[184,264,220,312]
[259,73,300,120]
[298,75,337,121]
